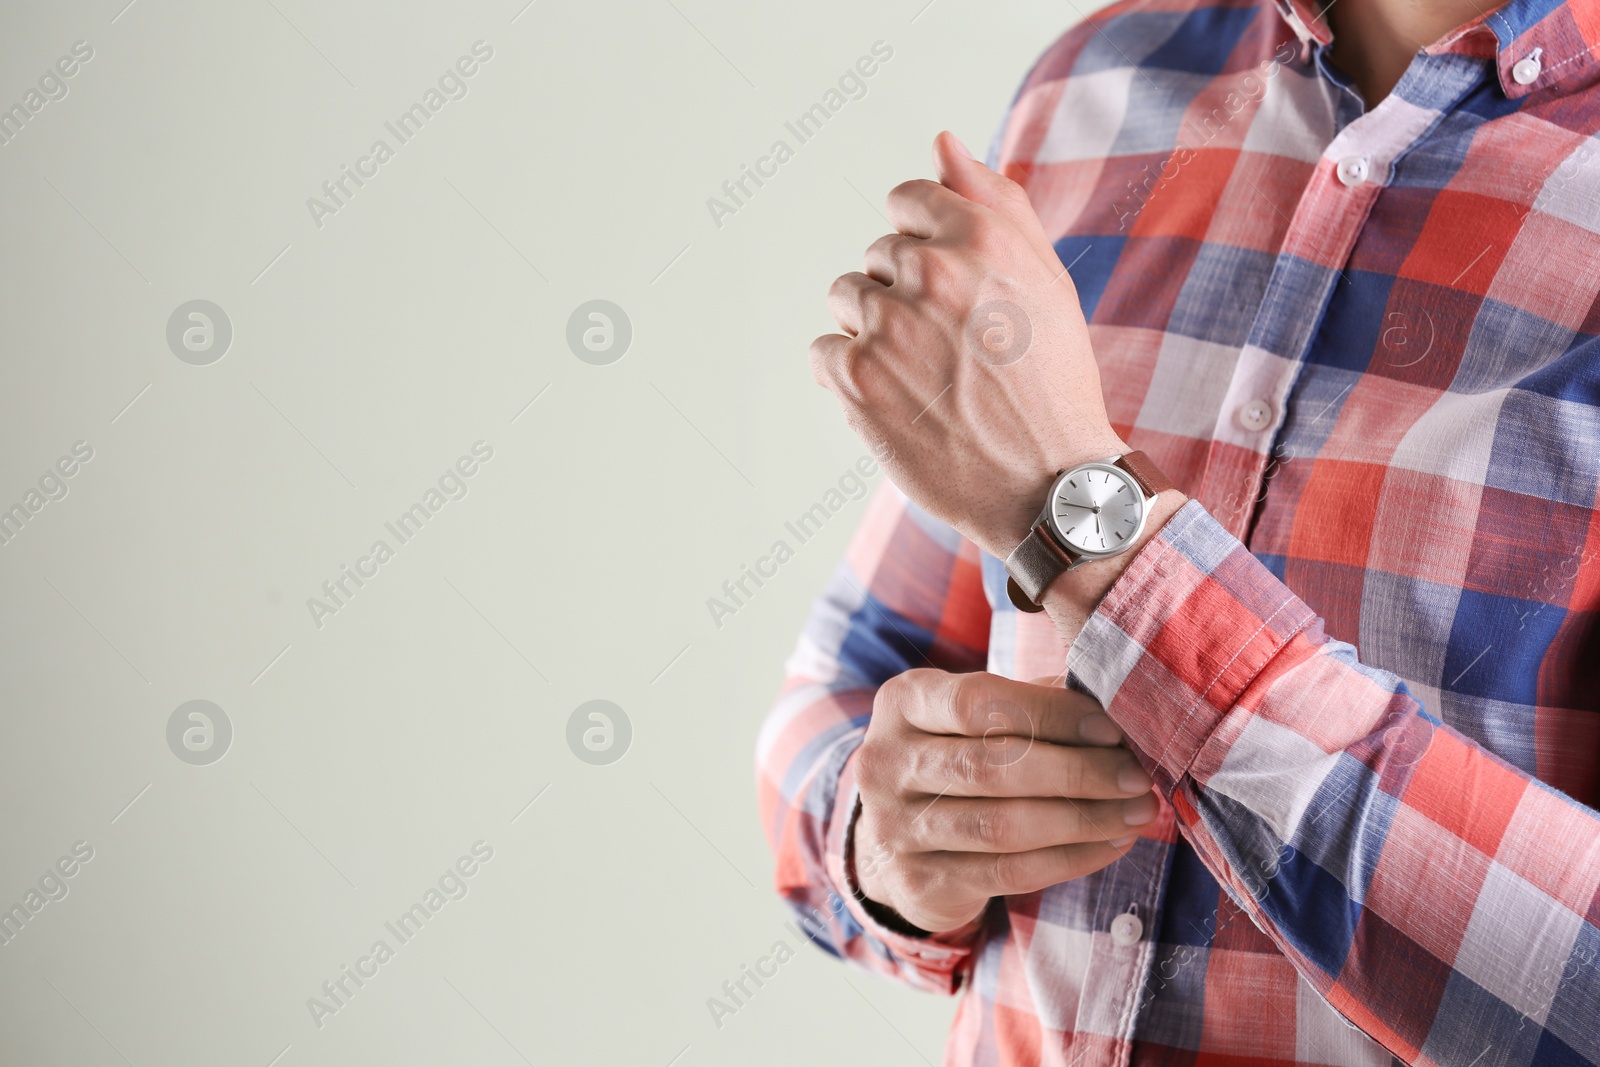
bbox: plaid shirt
[755,0,1600,1063]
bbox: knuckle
[868,233,913,265]
[806,339,824,382]
[945,672,979,732]
[875,670,911,714]
[883,668,938,719]
[876,671,915,713]
[887,178,933,206]
[839,347,882,405]
[855,737,898,799]
[988,849,1030,896]
[890,854,934,906]
[965,805,1011,849]
[920,854,963,900]
[862,812,905,862]
[855,285,890,335]
[948,741,987,791]
[887,237,925,283]
[854,738,883,791]
[993,177,1031,214]
[950,805,983,846]
[1056,752,1088,799]
[903,735,943,791]
[807,335,840,386]
[898,809,930,850]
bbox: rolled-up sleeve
[1068,500,1600,1067]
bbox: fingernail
[1078,713,1122,746]
[1122,793,1158,826]
[1118,765,1154,794]
[1110,835,1137,848]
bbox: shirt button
[1110,913,1143,946]
[1237,398,1275,432]
[1336,155,1370,187]
[1513,49,1543,85]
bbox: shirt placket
[1068,838,1172,1067]
[1105,44,1494,1066]
[1193,54,1481,541]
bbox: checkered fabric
[754,0,1600,1064]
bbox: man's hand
[810,131,1127,561]
[851,669,1157,935]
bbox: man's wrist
[995,436,1135,553]
[1038,488,1188,644]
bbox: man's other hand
[851,669,1156,935]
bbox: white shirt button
[1238,398,1275,432]
[1513,49,1543,85]
[1110,912,1143,946]
[1336,155,1370,187]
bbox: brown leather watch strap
[1004,519,1075,613]
[1115,450,1174,496]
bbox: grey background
[0,1,1105,1063]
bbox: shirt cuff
[825,753,983,992]
[1065,500,1319,789]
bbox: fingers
[900,734,1153,799]
[884,177,972,240]
[880,134,1044,246]
[826,271,880,336]
[807,333,850,390]
[882,669,1123,747]
[905,794,1159,853]
[863,232,924,287]
[932,129,993,200]
[929,130,1061,270]
[926,839,1143,901]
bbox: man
[755,0,1600,1061]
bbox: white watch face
[1047,463,1147,558]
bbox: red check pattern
[756,0,1600,1063]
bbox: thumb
[933,131,1058,265]
[932,130,997,200]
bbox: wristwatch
[1004,451,1174,613]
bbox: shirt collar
[1268,0,1600,98]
